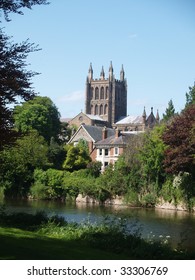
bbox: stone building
[68,111,108,128]
[85,62,127,127]
[114,107,160,132]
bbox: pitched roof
[85,114,104,121]
[83,125,115,142]
[68,125,115,144]
[116,115,143,124]
[95,133,136,147]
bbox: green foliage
[0,131,49,197]
[48,137,66,169]
[185,82,195,108]
[138,124,167,190]
[86,161,102,177]
[95,164,128,201]
[31,169,67,199]
[141,193,157,207]
[124,189,140,206]
[160,177,174,203]
[0,1,48,149]
[63,142,91,172]
[162,99,175,122]
[14,96,61,143]
[0,211,191,260]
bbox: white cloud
[128,33,137,39]
[59,90,84,102]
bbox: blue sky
[2,0,195,118]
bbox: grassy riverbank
[0,210,194,260]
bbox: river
[2,199,195,252]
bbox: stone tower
[85,62,127,127]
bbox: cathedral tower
[85,62,127,127]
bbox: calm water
[2,199,195,252]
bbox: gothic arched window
[91,105,93,114]
[95,105,98,115]
[105,87,109,99]
[100,104,103,115]
[104,104,108,115]
[100,87,104,99]
[95,87,99,100]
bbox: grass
[0,209,194,260]
[0,227,123,260]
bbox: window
[95,105,98,115]
[91,105,93,114]
[99,149,102,156]
[100,104,103,115]
[114,147,119,155]
[104,162,109,168]
[104,104,108,114]
[105,149,109,156]
[100,87,104,99]
[95,87,99,99]
[105,87,109,99]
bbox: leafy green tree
[0,130,49,197]
[162,99,175,122]
[185,82,195,108]
[63,142,91,172]
[86,161,102,177]
[48,137,66,169]
[138,124,167,190]
[14,96,61,142]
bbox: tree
[0,130,49,197]
[162,104,195,177]
[63,141,91,172]
[0,0,49,21]
[185,82,195,108]
[139,124,167,189]
[13,96,61,142]
[0,1,48,149]
[162,99,175,122]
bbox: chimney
[115,127,120,138]
[102,126,107,140]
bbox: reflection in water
[2,199,195,252]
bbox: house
[95,128,141,171]
[68,124,115,161]
[68,124,141,172]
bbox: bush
[141,193,157,207]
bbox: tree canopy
[0,0,48,149]
[162,99,175,122]
[185,82,195,108]
[0,0,49,21]
[13,96,61,142]
[162,104,195,177]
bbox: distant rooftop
[60,118,72,123]
[85,114,104,121]
[116,115,143,124]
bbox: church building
[85,62,127,127]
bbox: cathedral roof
[85,114,104,121]
[115,115,143,125]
